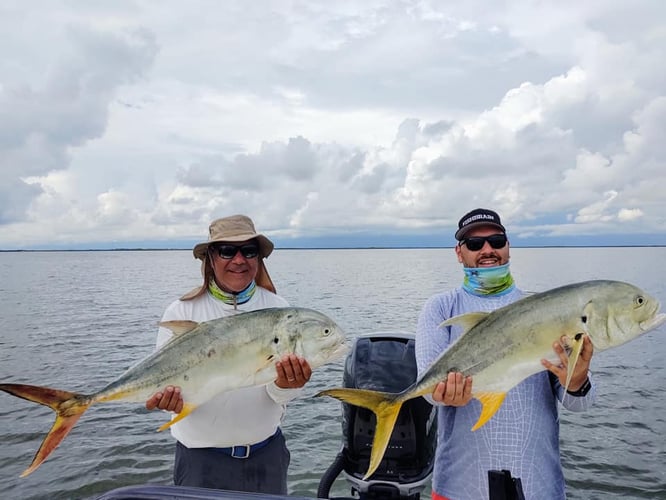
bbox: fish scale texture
[416,286,595,500]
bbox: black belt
[214,428,281,459]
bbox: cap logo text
[462,214,496,226]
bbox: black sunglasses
[212,243,259,260]
[461,234,508,251]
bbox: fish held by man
[0,307,348,477]
[317,280,665,480]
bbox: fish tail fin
[365,397,403,481]
[316,388,402,480]
[472,391,507,431]
[0,383,91,477]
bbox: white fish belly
[472,346,560,393]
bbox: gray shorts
[173,430,290,494]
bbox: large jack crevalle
[1,307,348,477]
[317,280,665,480]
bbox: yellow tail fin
[472,391,507,431]
[0,383,91,477]
[317,388,402,480]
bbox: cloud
[618,208,643,222]
[0,1,664,248]
[0,21,157,228]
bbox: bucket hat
[193,214,274,260]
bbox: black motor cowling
[319,332,436,500]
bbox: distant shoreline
[1,245,664,252]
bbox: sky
[1,0,665,250]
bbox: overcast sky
[1,0,665,249]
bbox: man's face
[209,239,260,292]
[455,226,510,268]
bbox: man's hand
[541,335,594,392]
[432,372,473,406]
[275,354,312,389]
[145,386,184,413]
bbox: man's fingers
[454,372,464,397]
[275,356,312,387]
[280,355,299,381]
[145,392,162,411]
[432,381,447,403]
[157,386,182,411]
[581,335,594,360]
[145,387,184,412]
[463,375,473,397]
[433,373,473,406]
[299,358,312,381]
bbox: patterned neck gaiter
[462,263,515,296]
[208,279,257,309]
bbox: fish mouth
[330,342,350,360]
[640,312,666,331]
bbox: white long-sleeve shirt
[416,286,596,500]
[156,287,301,448]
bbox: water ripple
[1,248,665,499]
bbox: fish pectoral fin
[158,320,200,337]
[564,333,586,392]
[472,392,506,431]
[439,312,489,331]
[158,403,198,432]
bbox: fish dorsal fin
[159,320,200,337]
[440,312,490,332]
[472,391,506,431]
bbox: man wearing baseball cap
[415,208,597,500]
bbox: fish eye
[635,295,645,306]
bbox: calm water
[0,248,665,499]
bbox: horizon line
[2,244,665,252]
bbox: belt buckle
[230,445,251,459]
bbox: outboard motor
[318,333,436,500]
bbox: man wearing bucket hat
[145,214,309,494]
[415,208,596,500]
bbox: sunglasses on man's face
[212,243,259,260]
[461,234,508,252]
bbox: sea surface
[0,247,665,500]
